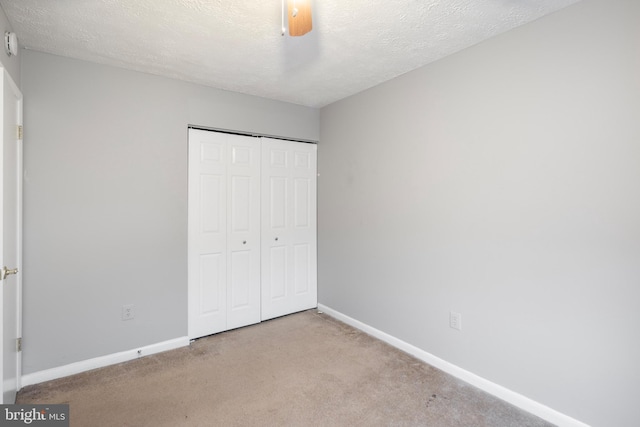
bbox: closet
[187,128,317,339]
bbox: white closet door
[188,129,260,338]
[261,138,317,320]
[226,135,261,330]
[188,129,227,338]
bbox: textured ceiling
[0,0,581,108]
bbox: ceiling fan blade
[288,0,312,37]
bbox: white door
[261,138,317,320]
[188,129,260,338]
[0,70,23,404]
[225,135,261,330]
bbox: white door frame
[0,67,23,403]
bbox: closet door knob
[243,240,247,245]
[1,266,18,281]
[275,237,279,241]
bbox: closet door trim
[188,125,318,145]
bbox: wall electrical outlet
[450,311,462,331]
[122,304,135,321]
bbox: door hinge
[17,125,23,140]
[16,337,22,352]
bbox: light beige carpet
[17,310,553,426]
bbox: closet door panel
[261,139,317,321]
[293,178,311,227]
[199,253,224,314]
[188,130,228,338]
[226,135,261,330]
[269,246,287,300]
[293,243,311,295]
[290,143,317,310]
[269,177,287,229]
[262,144,289,319]
[230,176,250,231]
[229,250,251,309]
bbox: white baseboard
[317,304,589,427]
[21,336,190,388]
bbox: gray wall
[0,5,20,85]
[21,51,319,374]
[318,0,639,426]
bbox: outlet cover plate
[122,304,135,321]
[450,311,462,331]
